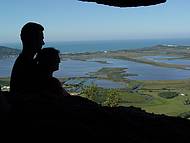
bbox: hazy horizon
[1,37,190,44]
[1,38,190,54]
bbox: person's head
[21,22,45,54]
[36,48,61,73]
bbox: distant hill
[138,44,190,51]
[0,46,21,58]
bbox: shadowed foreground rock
[79,0,167,7]
[1,91,190,141]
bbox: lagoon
[0,58,15,77]
[144,55,190,66]
[1,57,190,81]
[88,58,190,80]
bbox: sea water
[3,38,190,53]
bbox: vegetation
[1,76,190,118]
[81,84,120,107]
[102,89,120,107]
[184,98,190,105]
[82,84,100,102]
[158,92,179,99]
[178,111,190,119]
[89,67,129,81]
[73,77,190,117]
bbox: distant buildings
[1,86,10,91]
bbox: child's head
[37,48,60,72]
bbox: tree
[82,84,121,107]
[184,98,190,105]
[103,89,120,107]
[82,84,99,102]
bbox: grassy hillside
[118,79,190,117]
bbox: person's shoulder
[11,54,24,71]
[13,54,23,63]
[14,53,35,64]
[50,77,60,82]
[49,77,62,86]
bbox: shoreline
[60,45,190,70]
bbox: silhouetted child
[36,48,70,97]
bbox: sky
[0,0,190,43]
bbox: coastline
[1,44,190,117]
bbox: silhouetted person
[10,22,45,96]
[36,48,70,97]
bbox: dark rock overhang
[79,0,167,7]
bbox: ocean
[2,38,190,53]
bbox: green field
[74,66,190,118]
[118,79,190,117]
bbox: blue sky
[0,0,190,43]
